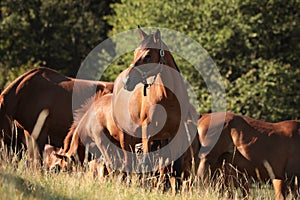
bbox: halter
[132,48,165,96]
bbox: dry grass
[0,142,284,200]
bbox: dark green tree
[0,0,116,88]
[227,59,300,121]
[106,0,300,121]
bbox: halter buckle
[160,49,164,57]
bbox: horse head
[123,26,179,93]
[43,144,76,172]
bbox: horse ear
[137,25,147,40]
[153,29,161,43]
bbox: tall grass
[0,142,283,200]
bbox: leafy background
[0,0,299,121]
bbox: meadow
[0,1,298,199]
[0,143,283,200]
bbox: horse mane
[73,93,96,126]
[169,53,180,72]
[233,113,276,134]
[63,92,98,153]
[63,124,77,153]
[65,95,99,156]
[63,101,91,153]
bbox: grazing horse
[45,93,139,172]
[112,26,198,177]
[0,67,114,157]
[197,112,300,199]
[49,92,170,174]
[45,91,199,194]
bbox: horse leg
[93,136,114,177]
[197,157,212,183]
[152,140,167,192]
[290,176,300,199]
[142,121,149,154]
[222,161,249,199]
[142,121,151,174]
[29,109,50,166]
[169,174,176,196]
[272,179,285,200]
[28,124,49,168]
[120,132,133,183]
[155,166,165,191]
[155,151,169,192]
[238,173,250,199]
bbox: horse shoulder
[275,120,300,138]
[227,114,260,155]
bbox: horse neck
[67,103,95,156]
[149,75,167,101]
[240,115,275,134]
[151,57,181,99]
[228,113,274,149]
[66,126,80,157]
[63,124,77,153]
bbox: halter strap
[159,49,165,64]
[135,49,165,96]
[134,63,162,85]
[133,63,162,96]
[124,39,166,96]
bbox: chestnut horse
[112,27,198,176]
[45,91,199,193]
[45,92,169,173]
[197,112,300,199]
[0,67,113,156]
[45,93,138,172]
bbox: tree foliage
[106,0,300,121]
[0,0,115,82]
[227,59,300,121]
